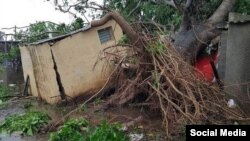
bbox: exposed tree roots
[101,32,248,137]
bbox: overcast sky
[0,0,102,34]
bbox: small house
[20,18,123,104]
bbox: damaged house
[20,18,123,104]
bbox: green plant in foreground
[49,119,129,141]
[0,111,51,136]
[49,119,89,141]
[87,120,129,141]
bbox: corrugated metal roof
[29,24,92,46]
[229,12,250,23]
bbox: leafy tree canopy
[49,0,249,32]
[14,17,84,43]
[104,0,249,28]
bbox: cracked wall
[20,19,123,104]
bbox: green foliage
[105,0,250,31]
[0,47,20,64]
[70,18,84,31]
[49,119,129,141]
[8,47,20,59]
[51,0,250,33]
[49,119,89,141]
[15,18,85,44]
[118,35,129,44]
[0,111,51,136]
[106,0,181,28]
[234,0,250,15]
[146,41,166,55]
[87,120,129,141]
[0,84,16,102]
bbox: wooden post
[22,75,30,96]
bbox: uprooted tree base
[100,30,248,137]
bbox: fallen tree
[48,0,250,138]
[100,31,248,137]
[51,0,246,62]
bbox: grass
[0,111,51,136]
[49,119,129,141]
[0,84,16,102]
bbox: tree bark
[174,24,220,63]
[208,0,237,24]
[91,11,140,46]
[174,0,237,63]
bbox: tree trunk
[91,0,236,64]
[173,0,237,63]
[208,0,237,24]
[174,24,221,63]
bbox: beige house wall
[29,45,61,103]
[20,47,39,97]
[20,19,123,104]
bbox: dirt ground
[0,96,174,141]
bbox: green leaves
[105,0,181,29]
[15,18,85,44]
[49,119,129,141]
[86,120,128,141]
[0,111,51,136]
[0,47,20,64]
[146,41,166,55]
[234,0,250,15]
[49,119,89,141]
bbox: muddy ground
[0,95,173,141]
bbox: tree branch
[163,0,177,9]
[179,0,193,32]
[57,1,85,13]
[91,10,140,46]
[184,0,192,9]
[151,0,177,9]
[128,0,142,16]
[208,0,237,24]
[179,11,191,32]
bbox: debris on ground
[98,27,248,137]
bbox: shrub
[0,111,51,136]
